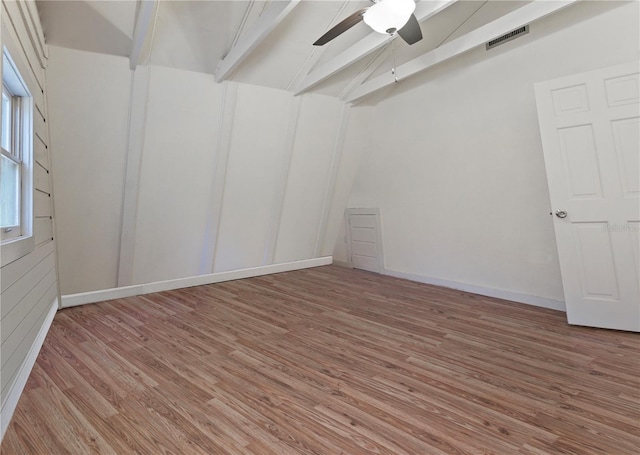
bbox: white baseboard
[383,268,566,312]
[61,257,333,308]
[332,260,353,268]
[1,298,58,442]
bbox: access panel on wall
[346,208,384,273]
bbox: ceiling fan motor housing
[363,0,416,35]
[313,0,422,46]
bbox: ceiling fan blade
[313,8,368,46]
[397,13,422,45]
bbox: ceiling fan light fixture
[363,0,416,35]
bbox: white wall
[326,106,374,262]
[343,1,639,306]
[214,83,295,272]
[46,47,368,295]
[131,65,224,283]
[1,0,59,440]
[273,94,342,264]
[47,45,131,294]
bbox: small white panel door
[346,209,383,273]
[535,61,640,331]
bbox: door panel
[612,118,640,194]
[604,73,639,106]
[574,223,619,300]
[351,240,377,258]
[551,84,589,114]
[629,221,640,274]
[535,61,640,331]
[352,255,379,272]
[558,125,602,198]
[349,214,377,229]
[350,226,376,243]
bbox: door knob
[555,210,568,219]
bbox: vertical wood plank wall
[0,0,58,430]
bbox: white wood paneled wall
[0,0,59,438]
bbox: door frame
[345,208,385,273]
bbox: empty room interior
[1,0,639,453]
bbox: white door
[534,61,640,332]
[346,209,383,273]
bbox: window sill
[1,235,35,267]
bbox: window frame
[2,82,24,240]
[1,43,34,267]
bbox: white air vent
[486,25,529,50]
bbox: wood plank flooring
[2,265,639,454]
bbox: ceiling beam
[286,0,353,91]
[338,45,390,100]
[130,0,159,70]
[215,0,301,83]
[294,0,459,95]
[346,0,579,103]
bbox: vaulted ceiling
[36,0,578,103]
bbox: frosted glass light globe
[363,0,416,35]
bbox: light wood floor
[2,266,639,454]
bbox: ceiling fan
[313,0,423,46]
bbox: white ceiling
[36,0,555,101]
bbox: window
[1,47,33,265]
[1,83,23,239]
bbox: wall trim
[117,66,151,286]
[62,256,333,308]
[314,104,351,257]
[202,81,237,275]
[1,297,58,442]
[263,95,301,265]
[383,268,566,312]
